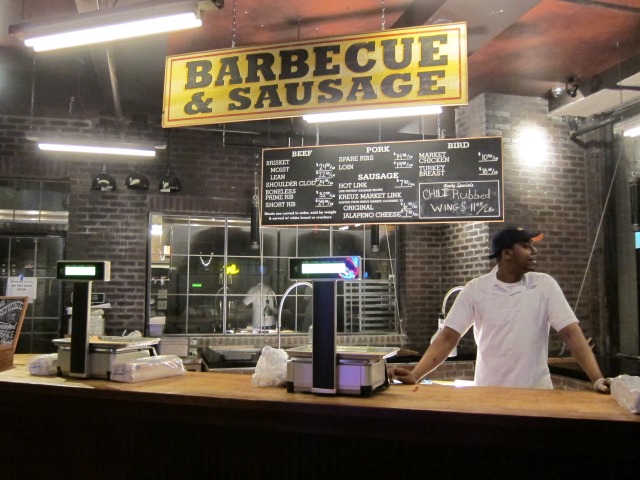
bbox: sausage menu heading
[261,136,503,226]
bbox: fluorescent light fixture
[30,137,165,157]
[624,125,640,138]
[615,116,640,138]
[303,105,442,123]
[9,0,221,52]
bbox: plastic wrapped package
[28,353,59,376]
[611,374,640,414]
[251,345,288,387]
[110,354,185,383]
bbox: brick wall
[1,115,259,334]
[399,93,606,354]
[1,92,608,353]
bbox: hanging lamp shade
[159,168,181,193]
[91,164,117,191]
[160,129,180,193]
[126,170,150,190]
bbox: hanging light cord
[575,143,624,313]
[29,58,36,134]
[575,40,626,313]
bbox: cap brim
[531,232,544,242]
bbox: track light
[9,0,223,52]
[566,83,579,98]
[549,86,565,98]
[565,76,579,98]
[91,164,117,191]
[304,105,442,123]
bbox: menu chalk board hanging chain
[221,0,239,148]
[231,0,237,48]
[380,0,386,30]
[437,114,445,139]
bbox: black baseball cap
[488,226,544,259]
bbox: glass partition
[148,214,398,336]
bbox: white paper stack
[28,353,58,376]
[110,354,185,383]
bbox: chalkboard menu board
[0,296,28,357]
[261,136,503,226]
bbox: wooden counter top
[2,354,636,424]
[2,355,638,480]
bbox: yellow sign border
[163,23,468,128]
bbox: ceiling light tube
[615,116,640,138]
[10,0,208,52]
[623,125,640,138]
[33,138,164,157]
[303,105,442,123]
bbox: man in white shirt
[388,226,612,393]
[242,283,277,331]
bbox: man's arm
[558,322,610,392]
[388,327,461,384]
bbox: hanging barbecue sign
[163,23,467,127]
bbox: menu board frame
[0,296,28,371]
[261,136,503,226]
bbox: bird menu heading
[261,136,503,226]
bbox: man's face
[506,240,538,272]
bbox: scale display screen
[56,261,111,281]
[289,256,361,280]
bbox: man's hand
[387,366,417,385]
[593,377,612,394]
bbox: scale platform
[285,345,398,396]
[53,336,161,380]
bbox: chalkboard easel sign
[0,296,29,371]
[261,136,503,226]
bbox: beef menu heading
[261,136,503,226]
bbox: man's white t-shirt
[444,267,578,389]
[243,283,277,329]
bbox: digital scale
[286,344,397,396]
[285,256,398,396]
[54,260,159,379]
[53,336,160,380]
